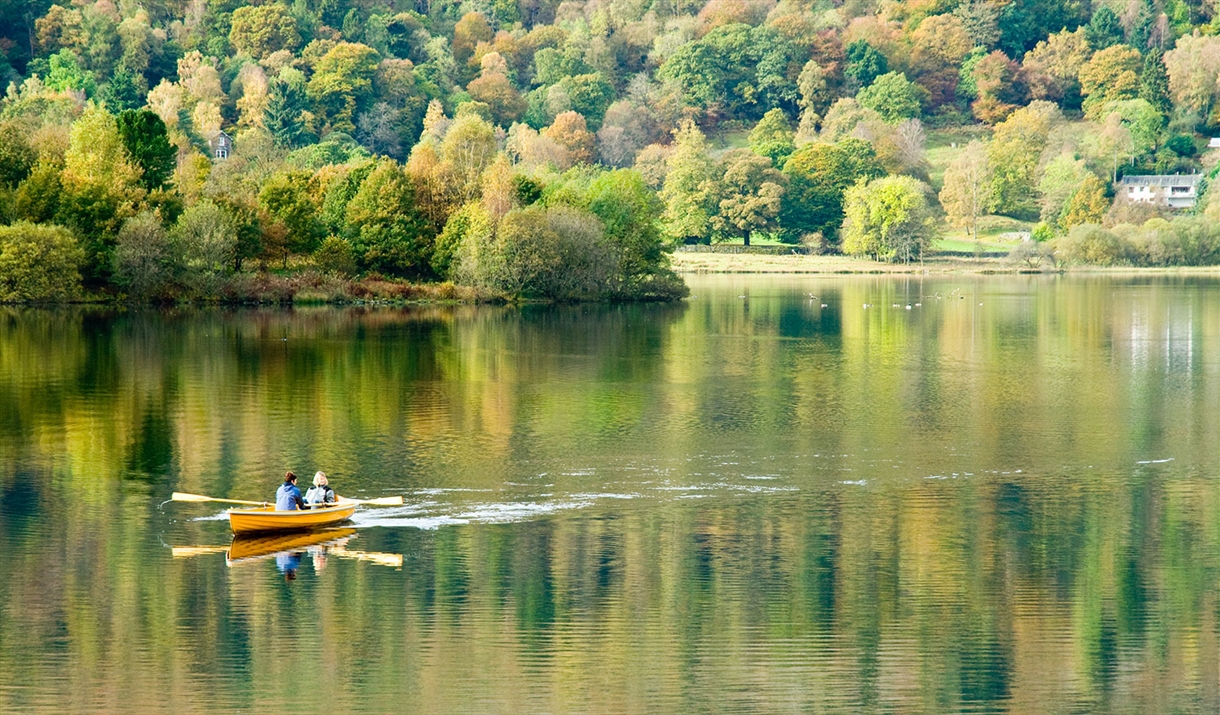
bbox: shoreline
[670,252,1220,276]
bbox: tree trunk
[743,231,750,247]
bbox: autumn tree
[939,140,994,241]
[710,149,786,246]
[57,105,144,280]
[1164,33,1220,119]
[1078,45,1142,118]
[440,112,497,202]
[972,51,1025,123]
[229,4,300,59]
[1021,28,1090,107]
[543,111,595,164]
[1037,154,1094,231]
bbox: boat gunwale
[227,503,358,517]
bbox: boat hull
[227,504,357,534]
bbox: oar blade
[364,496,404,506]
[172,492,214,502]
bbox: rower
[275,472,307,511]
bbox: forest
[4,0,1220,302]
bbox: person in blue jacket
[275,471,306,510]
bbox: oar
[172,491,403,507]
[329,547,404,568]
[172,545,230,558]
[172,492,269,507]
[336,496,403,506]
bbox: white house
[1116,174,1202,209]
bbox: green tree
[988,101,1060,218]
[555,73,614,128]
[845,40,888,88]
[749,109,796,165]
[585,168,675,294]
[307,42,381,133]
[44,49,95,96]
[711,149,786,246]
[857,72,924,123]
[1085,6,1124,50]
[0,222,83,301]
[659,120,717,244]
[100,67,144,112]
[345,158,432,276]
[116,109,176,191]
[259,171,325,255]
[1139,49,1173,116]
[778,138,885,243]
[841,175,937,262]
[265,68,313,148]
[13,163,62,224]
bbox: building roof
[1118,174,1203,187]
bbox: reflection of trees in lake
[1,280,1220,713]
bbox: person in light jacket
[304,471,336,506]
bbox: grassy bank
[671,251,1220,275]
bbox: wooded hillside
[2,0,1220,301]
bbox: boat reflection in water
[172,528,403,579]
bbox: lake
[2,274,1219,714]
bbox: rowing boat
[227,502,357,534]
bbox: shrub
[1054,224,1130,265]
[312,236,357,277]
[458,204,616,300]
[113,212,175,300]
[172,200,237,296]
[0,222,83,302]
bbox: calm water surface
[3,274,1220,714]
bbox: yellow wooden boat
[227,502,357,534]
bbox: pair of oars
[171,492,404,507]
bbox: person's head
[284,471,297,484]
[313,471,328,487]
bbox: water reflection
[2,277,1220,713]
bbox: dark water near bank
[2,274,1220,714]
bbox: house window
[215,146,228,159]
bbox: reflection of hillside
[2,280,1220,712]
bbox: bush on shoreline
[1054,217,1220,267]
